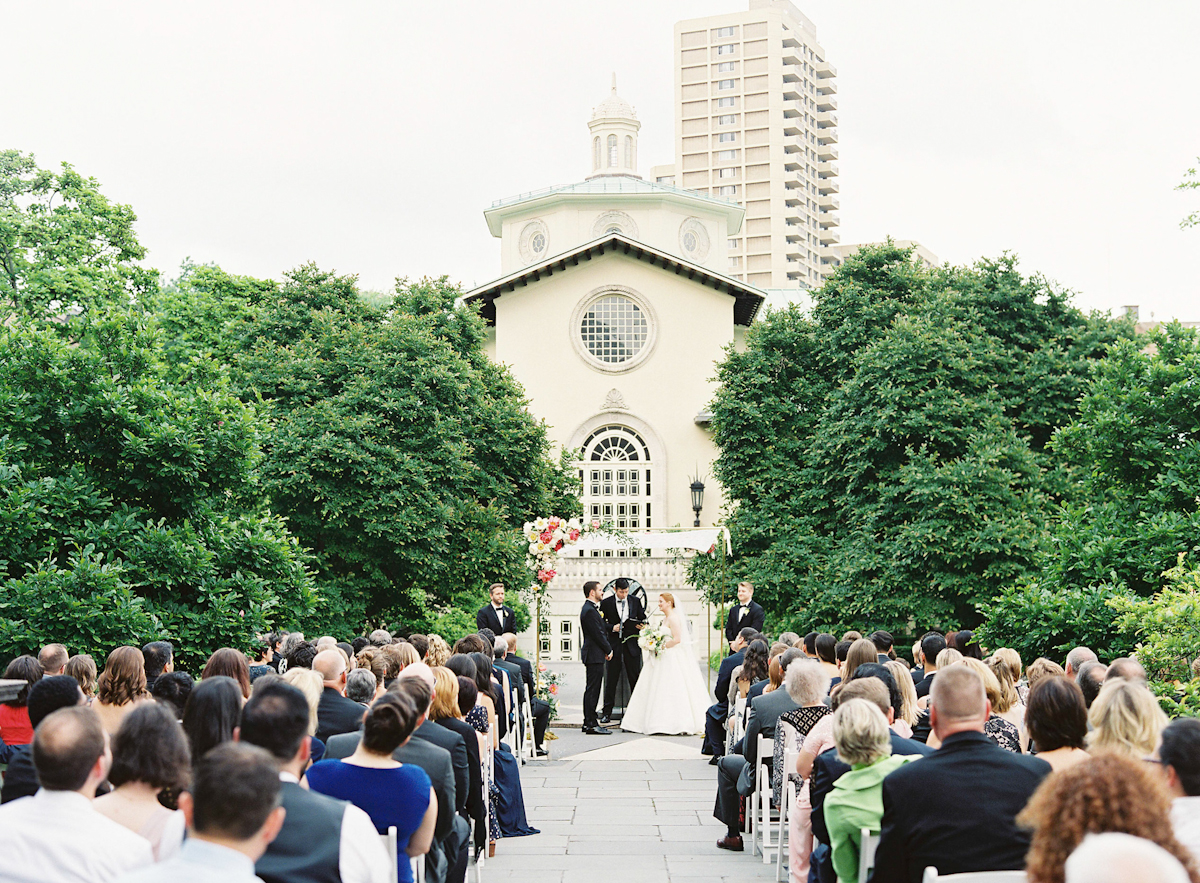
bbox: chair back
[921,869,1028,883]
[380,826,399,883]
[858,828,880,883]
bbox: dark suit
[724,601,765,642]
[508,652,550,748]
[315,687,367,743]
[415,719,469,817]
[703,650,744,756]
[580,599,611,728]
[476,604,516,636]
[914,672,936,699]
[436,717,485,838]
[868,730,1051,883]
[599,593,646,716]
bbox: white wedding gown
[621,611,711,735]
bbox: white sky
[4,1,1198,320]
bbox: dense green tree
[696,244,1129,636]
[155,264,578,628]
[0,315,321,670]
[0,150,156,325]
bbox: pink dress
[789,714,835,883]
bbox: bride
[621,592,712,735]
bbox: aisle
[485,735,779,883]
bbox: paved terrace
[486,735,777,883]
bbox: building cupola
[587,74,641,179]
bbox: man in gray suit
[713,647,809,851]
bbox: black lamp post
[690,477,705,527]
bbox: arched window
[607,134,618,168]
[593,136,601,171]
[577,425,653,546]
[624,135,633,169]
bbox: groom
[580,580,613,735]
[599,578,646,725]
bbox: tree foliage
[698,244,1129,636]
[154,264,579,628]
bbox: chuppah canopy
[569,526,732,556]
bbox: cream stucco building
[466,85,764,661]
[652,0,840,294]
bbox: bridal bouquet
[638,622,672,658]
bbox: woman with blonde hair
[1018,752,1200,883]
[883,660,919,730]
[985,653,1027,748]
[65,654,97,702]
[426,634,452,668]
[991,647,1026,701]
[94,646,153,735]
[283,666,333,764]
[1088,677,1168,758]
[1026,657,1066,694]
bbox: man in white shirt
[1155,718,1200,864]
[237,680,390,883]
[0,706,154,882]
[118,742,286,883]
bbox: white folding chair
[732,696,748,744]
[922,870,1027,883]
[412,857,425,883]
[380,826,399,883]
[859,828,880,883]
[775,745,800,882]
[757,736,783,864]
[521,685,537,760]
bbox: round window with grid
[579,295,648,365]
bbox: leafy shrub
[1109,555,1200,685]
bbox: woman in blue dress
[306,691,437,883]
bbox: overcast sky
[4,1,1198,320]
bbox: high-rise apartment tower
[653,0,839,291]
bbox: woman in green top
[823,699,917,883]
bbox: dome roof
[592,75,636,121]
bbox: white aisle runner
[483,734,779,883]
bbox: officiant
[599,578,646,725]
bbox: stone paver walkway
[485,735,779,883]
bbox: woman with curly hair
[1088,677,1168,758]
[94,646,153,735]
[65,653,98,702]
[425,634,452,668]
[1018,752,1200,883]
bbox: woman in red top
[0,655,45,745]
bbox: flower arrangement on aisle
[638,621,673,658]
[522,516,588,593]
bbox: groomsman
[476,583,517,635]
[580,581,613,735]
[599,578,646,724]
[723,582,765,644]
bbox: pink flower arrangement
[537,568,557,583]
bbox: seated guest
[284,667,330,763]
[727,639,770,750]
[347,668,378,704]
[141,641,174,693]
[931,658,1020,753]
[248,637,274,682]
[117,742,286,883]
[152,670,194,720]
[468,651,503,745]
[914,633,947,699]
[0,655,43,749]
[815,634,841,685]
[869,665,1052,883]
[870,630,895,663]
[95,702,190,859]
[702,628,757,759]
[0,675,87,804]
[500,633,550,756]
[307,692,438,883]
[1025,675,1089,772]
[202,648,252,699]
[1075,659,1108,707]
[955,629,982,660]
[183,675,243,761]
[314,648,369,743]
[1088,677,1168,758]
[991,647,1024,702]
[237,681,390,883]
[455,675,491,853]
[1154,718,1200,865]
[1019,752,1200,883]
[0,706,154,881]
[763,653,785,695]
[883,660,919,738]
[810,678,934,883]
[38,643,69,676]
[65,653,98,701]
[1106,656,1149,683]
[1065,833,1193,883]
[714,648,809,852]
[284,639,319,673]
[94,646,152,735]
[778,659,834,879]
[824,699,919,883]
[430,667,486,850]
[427,635,452,668]
[1064,645,1098,678]
[985,653,1027,746]
[779,632,802,648]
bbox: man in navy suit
[701,627,760,759]
[869,666,1051,883]
[724,582,765,643]
[580,581,613,735]
[476,583,516,636]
